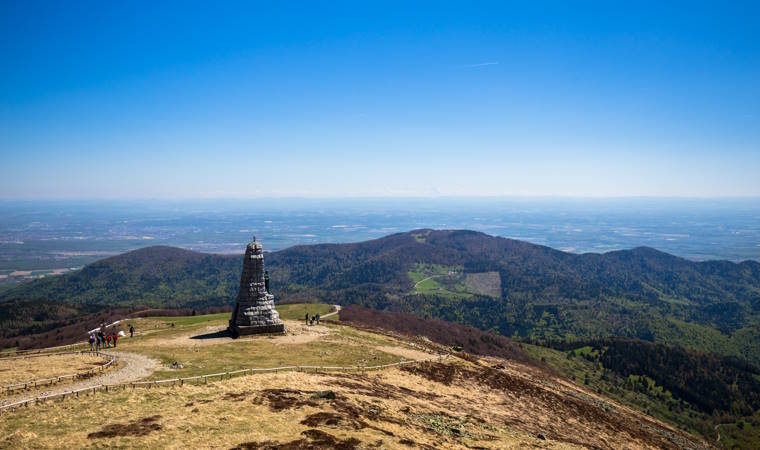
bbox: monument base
[229,322,285,339]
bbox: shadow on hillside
[190,329,231,340]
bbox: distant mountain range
[2,229,759,362]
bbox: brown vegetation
[339,304,535,365]
[232,429,362,450]
[87,415,163,439]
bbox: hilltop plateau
[0,306,709,449]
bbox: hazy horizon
[2,197,759,279]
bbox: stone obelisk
[229,236,285,338]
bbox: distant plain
[1,199,758,279]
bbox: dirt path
[0,351,158,406]
[413,275,439,288]
[321,304,341,319]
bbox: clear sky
[1,1,758,199]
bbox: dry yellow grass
[0,356,707,449]
[0,309,709,449]
[0,365,543,449]
[0,353,107,387]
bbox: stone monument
[229,236,285,338]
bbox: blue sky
[1,1,758,198]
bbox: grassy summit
[0,306,707,449]
[122,307,403,381]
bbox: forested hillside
[2,230,759,363]
[266,229,760,362]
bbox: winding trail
[0,352,159,407]
[413,275,439,289]
[321,304,341,319]
[3,308,338,407]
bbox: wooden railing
[1,351,116,396]
[0,353,447,414]
[0,343,88,360]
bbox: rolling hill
[1,229,759,363]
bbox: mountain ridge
[1,229,758,363]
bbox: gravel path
[321,304,341,319]
[0,351,159,406]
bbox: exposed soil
[464,271,502,298]
[222,391,251,401]
[301,412,351,428]
[155,320,332,348]
[184,399,213,407]
[232,429,361,450]
[87,415,162,439]
[253,388,321,411]
[327,372,440,402]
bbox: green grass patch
[276,303,333,320]
[408,263,472,299]
[141,312,230,327]
[718,411,760,450]
[120,304,402,380]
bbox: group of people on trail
[305,312,320,326]
[88,330,117,350]
[88,324,135,351]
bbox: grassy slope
[0,309,708,450]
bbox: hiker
[316,313,320,325]
[310,315,315,326]
[88,334,95,351]
[305,313,309,324]
[112,332,118,348]
[95,333,101,351]
[129,325,134,338]
[106,333,112,348]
